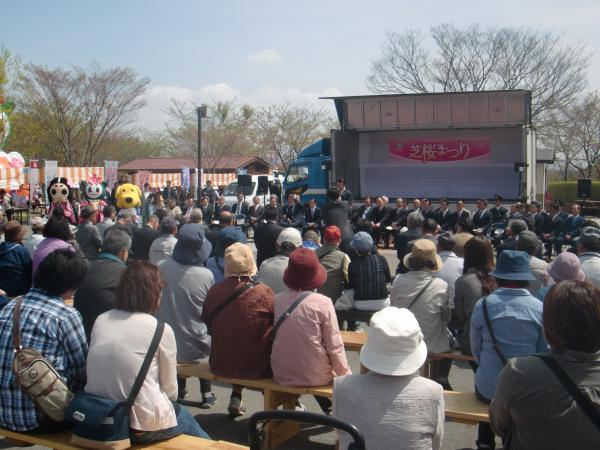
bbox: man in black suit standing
[435,197,453,231]
[254,207,284,268]
[472,198,492,232]
[369,196,391,246]
[490,194,508,225]
[163,180,176,201]
[453,200,471,232]
[336,178,353,205]
[280,193,304,229]
[199,196,215,225]
[321,188,353,252]
[395,211,424,274]
[304,197,321,231]
[131,214,160,261]
[421,198,436,221]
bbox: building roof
[120,156,269,172]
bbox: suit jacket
[163,186,177,201]
[395,227,423,274]
[255,222,284,268]
[231,201,250,220]
[472,210,492,230]
[490,206,508,224]
[421,208,436,221]
[321,200,353,241]
[390,207,410,228]
[249,204,265,222]
[214,204,232,217]
[280,203,304,228]
[435,208,453,230]
[340,188,353,205]
[533,211,549,236]
[200,204,215,224]
[132,225,160,261]
[355,205,373,222]
[368,206,391,226]
[304,206,322,225]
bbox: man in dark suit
[490,194,508,224]
[369,196,391,245]
[452,200,471,232]
[131,214,160,261]
[280,194,304,228]
[532,201,549,239]
[382,197,409,248]
[254,208,284,268]
[321,188,353,252]
[472,199,492,232]
[163,180,176,201]
[434,197,453,231]
[353,196,373,224]
[336,178,353,205]
[231,192,250,221]
[214,196,231,217]
[199,196,215,224]
[205,211,234,258]
[420,198,436,221]
[304,198,321,231]
[395,211,424,274]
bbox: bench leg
[262,389,301,450]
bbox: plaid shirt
[0,288,88,431]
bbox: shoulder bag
[482,297,508,365]
[270,291,312,341]
[407,278,435,310]
[12,296,74,422]
[204,282,256,334]
[534,354,600,431]
[65,321,165,450]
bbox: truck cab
[283,138,331,205]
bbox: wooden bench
[0,428,247,450]
[178,361,489,448]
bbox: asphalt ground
[0,245,497,450]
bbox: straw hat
[360,307,428,376]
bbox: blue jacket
[565,214,585,238]
[0,242,33,297]
[470,288,547,400]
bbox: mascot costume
[47,177,78,225]
[79,176,109,223]
[115,183,142,211]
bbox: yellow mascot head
[115,183,142,209]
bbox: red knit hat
[283,248,327,291]
[323,225,341,243]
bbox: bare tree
[17,63,149,165]
[367,24,590,121]
[164,99,255,169]
[253,104,336,171]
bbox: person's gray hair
[508,219,528,235]
[189,208,203,223]
[119,208,134,223]
[30,217,45,233]
[407,211,424,229]
[102,230,132,256]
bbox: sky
[3,0,600,131]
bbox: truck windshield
[224,181,255,196]
[286,164,310,184]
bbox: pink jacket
[271,290,351,387]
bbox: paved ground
[0,247,498,450]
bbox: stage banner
[104,160,119,189]
[389,137,491,163]
[29,160,39,201]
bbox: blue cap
[172,224,212,266]
[350,231,373,253]
[489,250,535,281]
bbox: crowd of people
[0,178,599,450]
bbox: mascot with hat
[47,177,78,225]
[79,175,109,223]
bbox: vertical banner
[104,160,119,190]
[181,167,190,192]
[135,171,151,188]
[29,160,39,202]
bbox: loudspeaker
[238,174,252,188]
[257,175,269,195]
[578,178,592,198]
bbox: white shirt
[434,251,464,308]
[85,310,178,431]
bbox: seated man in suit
[559,203,585,251]
[435,197,453,231]
[248,195,265,229]
[472,198,492,233]
[199,196,214,225]
[369,196,391,247]
[353,196,373,225]
[231,192,250,227]
[383,197,410,248]
[264,194,281,221]
[214,196,231,217]
[304,198,322,231]
[280,193,304,229]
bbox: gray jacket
[76,220,102,261]
[157,257,214,362]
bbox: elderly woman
[490,281,600,450]
[271,248,351,413]
[33,207,75,274]
[391,239,451,389]
[0,221,32,297]
[85,262,208,444]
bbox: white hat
[276,228,302,247]
[360,307,428,376]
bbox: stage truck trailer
[283,90,545,205]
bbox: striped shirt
[0,289,88,431]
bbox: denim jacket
[470,288,547,399]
